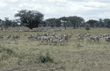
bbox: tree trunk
[64,26,66,29]
[73,25,75,29]
[1,27,3,30]
[77,24,78,28]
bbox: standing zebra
[13,36,20,39]
[77,37,84,41]
[7,35,11,39]
[89,36,96,42]
[0,36,3,39]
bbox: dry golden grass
[0,27,110,71]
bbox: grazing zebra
[89,36,96,42]
[95,36,99,42]
[43,33,48,36]
[59,37,65,45]
[52,39,58,45]
[105,36,110,41]
[13,36,20,39]
[0,36,3,39]
[99,35,102,38]
[77,36,85,41]
[14,30,18,32]
[28,35,33,39]
[7,35,11,39]
[68,34,73,39]
[54,28,61,32]
[103,34,109,38]
[77,34,81,37]
[41,36,50,43]
[37,36,42,41]
[94,35,102,42]
[77,33,85,38]
[2,30,5,32]
[49,38,53,45]
[55,35,59,39]
[58,37,62,41]
[19,29,23,32]
[64,35,68,42]
[85,34,91,37]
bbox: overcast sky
[0,0,109,22]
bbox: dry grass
[0,27,110,71]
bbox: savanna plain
[0,27,110,71]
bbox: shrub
[106,38,110,42]
[39,51,54,63]
[85,24,90,30]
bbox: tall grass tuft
[0,47,17,62]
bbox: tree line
[0,9,110,30]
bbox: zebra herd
[0,27,110,46]
[77,33,110,42]
[27,31,73,45]
[0,35,20,39]
[0,32,109,43]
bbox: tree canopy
[14,10,44,29]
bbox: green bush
[39,51,54,63]
[106,38,110,42]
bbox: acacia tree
[106,20,110,28]
[3,17,12,29]
[45,18,55,28]
[40,20,46,27]
[10,20,18,28]
[55,18,61,27]
[14,10,44,29]
[59,16,67,29]
[65,16,85,29]
[98,18,104,28]
[86,19,98,27]
[0,19,4,30]
[103,18,110,28]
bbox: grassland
[0,27,110,71]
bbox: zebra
[7,35,11,39]
[95,36,100,42]
[94,35,102,42]
[28,35,33,39]
[52,39,58,45]
[89,36,96,42]
[105,36,110,41]
[77,36,85,41]
[13,36,20,39]
[0,36,3,39]
[103,34,109,38]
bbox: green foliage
[106,20,110,28]
[14,9,44,29]
[106,38,110,42]
[39,51,54,63]
[55,19,61,27]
